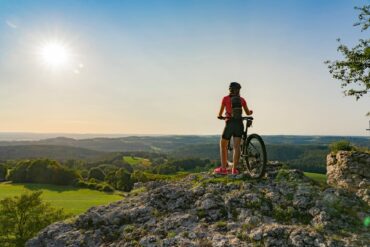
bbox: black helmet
[229,82,241,90]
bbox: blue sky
[0,0,369,136]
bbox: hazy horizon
[1,0,369,136]
[0,131,368,142]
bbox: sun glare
[39,41,70,69]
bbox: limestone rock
[327,151,370,205]
[27,169,369,247]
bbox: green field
[304,172,327,185]
[0,183,123,215]
[123,156,151,166]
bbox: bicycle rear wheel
[243,134,267,178]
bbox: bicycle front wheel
[244,134,267,178]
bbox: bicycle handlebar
[218,116,254,120]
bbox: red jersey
[222,95,247,118]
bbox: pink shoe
[231,168,239,175]
[214,166,228,175]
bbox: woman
[214,82,253,175]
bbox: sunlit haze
[39,41,70,69]
[0,0,369,136]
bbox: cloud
[6,20,18,29]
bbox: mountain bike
[219,116,267,178]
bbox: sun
[39,41,70,69]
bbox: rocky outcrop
[327,151,370,205]
[27,169,369,247]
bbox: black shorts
[221,119,244,140]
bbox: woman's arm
[218,104,225,117]
[243,104,253,115]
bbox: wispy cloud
[6,20,17,29]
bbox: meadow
[0,182,123,215]
[123,156,151,166]
[304,172,327,185]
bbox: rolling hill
[0,145,105,161]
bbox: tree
[6,159,80,186]
[88,167,105,181]
[105,168,133,192]
[325,5,370,104]
[0,164,7,181]
[152,164,177,174]
[131,170,149,183]
[0,191,69,247]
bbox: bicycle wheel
[243,134,267,178]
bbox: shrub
[131,171,148,183]
[79,169,89,179]
[112,160,134,173]
[329,140,354,152]
[115,169,133,191]
[0,191,69,246]
[101,184,114,192]
[6,159,80,186]
[152,164,177,174]
[98,164,119,174]
[88,167,105,181]
[0,164,7,181]
[105,168,133,192]
[77,179,114,192]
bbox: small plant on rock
[166,231,176,238]
[273,205,294,223]
[329,140,354,152]
[215,220,227,231]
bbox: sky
[0,0,369,136]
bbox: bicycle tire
[243,134,267,178]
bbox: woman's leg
[220,138,228,168]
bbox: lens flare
[39,41,70,69]
[364,216,370,227]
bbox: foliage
[131,170,149,183]
[272,205,294,223]
[63,159,87,170]
[329,140,354,152]
[88,167,105,181]
[0,164,7,181]
[151,158,212,174]
[98,164,119,174]
[268,145,329,173]
[0,191,69,247]
[6,159,80,186]
[105,168,133,192]
[275,169,291,182]
[0,145,103,162]
[325,5,370,101]
[79,169,89,179]
[76,179,114,192]
[151,164,177,174]
[110,160,133,173]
